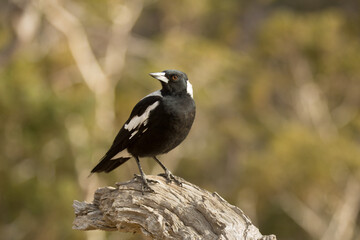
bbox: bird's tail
[91,156,131,173]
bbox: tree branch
[73,175,276,240]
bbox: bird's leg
[134,157,155,193]
[153,156,182,186]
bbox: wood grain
[73,175,276,240]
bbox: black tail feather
[103,160,119,173]
[105,157,130,172]
[91,156,131,173]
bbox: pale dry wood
[73,175,276,240]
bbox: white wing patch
[141,90,163,100]
[111,148,131,160]
[129,130,138,139]
[187,81,193,98]
[124,101,160,131]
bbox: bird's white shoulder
[141,90,163,100]
[124,101,160,131]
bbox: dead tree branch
[73,175,276,240]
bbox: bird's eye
[171,75,178,81]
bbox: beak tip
[149,72,168,83]
[149,72,160,78]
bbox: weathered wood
[73,175,276,240]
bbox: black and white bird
[91,70,196,192]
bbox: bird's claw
[133,174,159,184]
[158,171,183,186]
[141,183,155,194]
[133,174,157,194]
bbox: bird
[91,69,196,192]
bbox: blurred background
[1,0,360,239]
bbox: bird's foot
[141,182,155,194]
[158,171,183,186]
[133,174,157,194]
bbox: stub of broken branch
[73,175,276,240]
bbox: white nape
[124,101,160,131]
[187,81,193,98]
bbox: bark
[73,175,276,240]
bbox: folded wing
[91,95,162,173]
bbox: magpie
[91,70,196,192]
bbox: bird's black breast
[127,94,195,157]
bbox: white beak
[149,72,169,83]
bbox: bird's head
[149,70,193,98]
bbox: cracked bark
[73,175,276,240]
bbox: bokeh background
[1,0,360,239]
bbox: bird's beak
[149,72,169,83]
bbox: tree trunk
[73,175,276,240]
